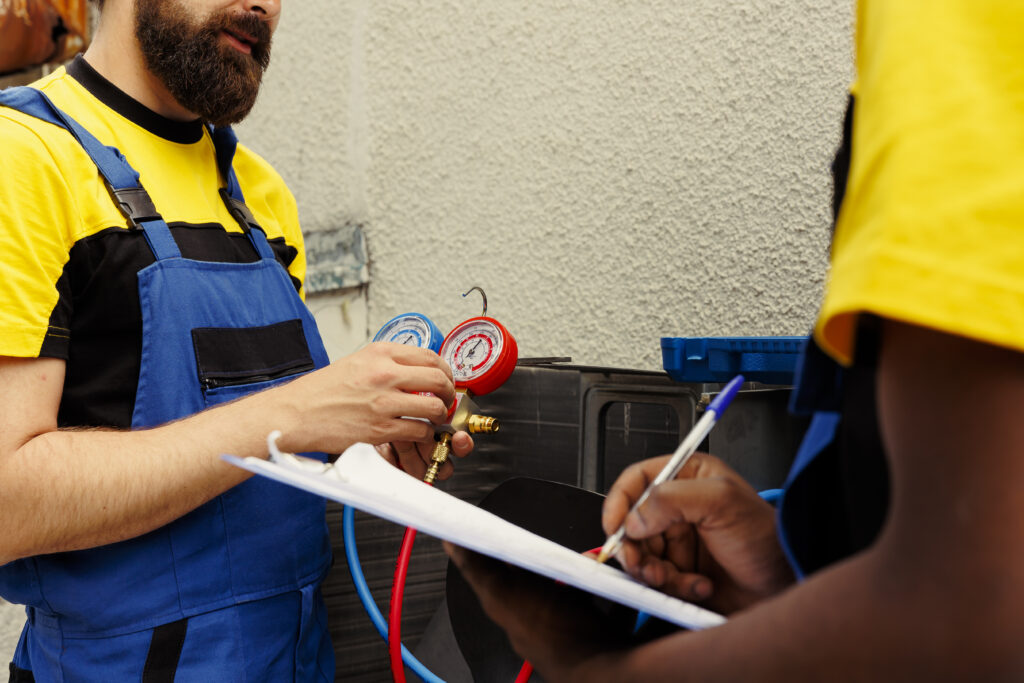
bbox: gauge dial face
[373,314,434,349]
[443,320,504,382]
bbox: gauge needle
[402,334,414,345]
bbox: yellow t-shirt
[0,55,306,428]
[816,1,1024,365]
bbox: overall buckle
[219,188,262,233]
[111,186,160,230]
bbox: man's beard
[134,0,272,127]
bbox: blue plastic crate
[661,336,806,385]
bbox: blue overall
[776,331,890,579]
[0,88,335,681]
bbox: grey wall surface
[239,0,854,369]
[0,600,20,669]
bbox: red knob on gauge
[440,316,518,396]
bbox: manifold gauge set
[371,288,518,398]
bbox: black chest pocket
[192,318,315,407]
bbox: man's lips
[221,28,256,54]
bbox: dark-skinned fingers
[617,538,643,573]
[602,455,673,535]
[445,543,527,620]
[638,557,714,602]
[445,542,550,653]
[603,453,754,537]
[624,476,745,540]
[665,529,698,574]
[674,451,736,482]
[644,532,667,558]
[445,542,630,659]
[601,452,722,535]
[619,536,666,575]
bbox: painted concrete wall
[239,0,854,370]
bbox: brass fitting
[423,432,452,485]
[467,414,499,434]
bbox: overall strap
[209,125,277,261]
[0,87,182,260]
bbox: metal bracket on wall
[303,223,369,294]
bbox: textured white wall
[241,0,854,369]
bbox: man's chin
[171,65,264,126]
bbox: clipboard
[223,437,726,631]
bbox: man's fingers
[391,369,455,412]
[374,443,398,467]
[380,342,456,386]
[378,417,435,445]
[387,392,448,425]
[390,440,426,475]
[364,342,456,407]
[450,431,474,458]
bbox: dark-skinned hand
[444,542,633,683]
[604,452,794,614]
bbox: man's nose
[242,0,281,22]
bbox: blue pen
[596,375,745,564]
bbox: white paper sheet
[223,443,726,631]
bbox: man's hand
[604,453,794,614]
[269,342,458,456]
[375,431,475,480]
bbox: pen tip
[595,549,609,564]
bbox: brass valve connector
[423,432,452,485]
[467,414,499,434]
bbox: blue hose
[342,505,445,683]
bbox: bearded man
[0,2,474,681]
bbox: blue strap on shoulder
[0,86,182,260]
[210,125,276,261]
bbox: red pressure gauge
[440,316,518,396]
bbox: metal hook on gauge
[462,286,487,317]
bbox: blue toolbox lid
[661,336,806,385]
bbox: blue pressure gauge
[372,313,444,353]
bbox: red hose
[389,525,419,683]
